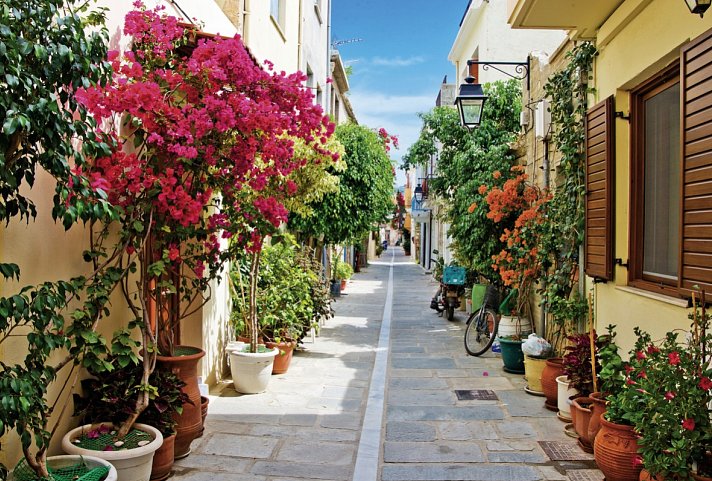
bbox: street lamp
[454,77,487,129]
[684,0,711,16]
[413,183,424,204]
[455,58,530,128]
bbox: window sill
[270,16,287,42]
[615,285,688,308]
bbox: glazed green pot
[499,337,525,374]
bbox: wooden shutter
[584,96,615,281]
[680,28,712,296]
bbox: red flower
[624,364,634,374]
[665,391,676,400]
[647,344,660,354]
[668,351,681,366]
[632,455,643,467]
[699,377,712,390]
[626,378,636,386]
[682,418,696,431]
[636,351,646,360]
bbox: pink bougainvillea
[75,3,340,353]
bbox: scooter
[429,259,466,321]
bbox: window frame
[628,63,681,297]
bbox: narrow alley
[173,248,601,481]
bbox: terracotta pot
[265,340,297,374]
[196,396,209,438]
[340,279,347,290]
[639,469,666,481]
[156,346,205,460]
[150,433,175,481]
[571,396,594,453]
[693,473,712,481]
[593,417,642,481]
[541,357,564,411]
[588,391,608,444]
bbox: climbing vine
[539,42,597,347]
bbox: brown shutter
[680,28,712,296]
[584,96,615,281]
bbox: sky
[331,0,471,187]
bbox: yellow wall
[585,1,712,351]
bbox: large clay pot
[692,473,712,481]
[639,469,666,481]
[541,357,564,411]
[588,391,607,444]
[571,396,594,453]
[594,417,642,481]
[62,423,162,481]
[156,346,205,460]
[150,433,175,481]
[265,339,297,374]
[523,355,547,394]
[556,375,578,422]
[196,396,209,438]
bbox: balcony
[507,0,625,39]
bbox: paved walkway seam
[352,249,394,481]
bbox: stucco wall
[586,0,712,352]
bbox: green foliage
[539,42,597,328]
[333,260,353,281]
[402,227,411,252]
[0,2,115,476]
[596,324,625,396]
[289,123,395,244]
[402,80,522,281]
[231,236,328,342]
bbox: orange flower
[493,170,501,179]
[467,202,477,213]
[478,185,488,195]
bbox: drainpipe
[297,0,303,72]
[539,139,550,337]
[325,0,332,113]
[242,0,250,44]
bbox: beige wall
[586,1,712,351]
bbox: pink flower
[647,345,660,354]
[668,351,681,366]
[624,364,634,374]
[632,455,643,467]
[483,371,489,377]
[699,377,712,390]
[682,418,696,431]
[626,378,636,386]
[636,351,646,360]
[665,391,676,400]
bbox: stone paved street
[173,248,602,481]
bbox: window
[629,65,680,293]
[270,0,285,32]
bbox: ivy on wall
[539,42,597,345]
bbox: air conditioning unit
[535,99,551,140]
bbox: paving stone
[252,461,351,480]
[277,414,318,426]
[321,385,365,399]
[435,369,475,378]
[200,433,278,459]
[566,469,604,481]
[437,421,477,441]
[173,453,252,472]
[388,405,504,421]
[384,441,484,463]
[389,377,449,390]
[388,389,455,405]
[248,424,359,442]
[391,357,457,369]
[306,396,362,411]
[386,421,437,441]
[391,368,434,377]
[498,390,552,417]
[537,466,568,480]
[319,413,361,430]
[381,464,543,481]
[486,440,538,451]
[497,420,537,438]
[275,440,355,465]
[486,450,547,463]
[391,345,426,353]
[171,470,266,481]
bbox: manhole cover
[538,441,595,461]
[567,469,602,481]
[455,389,498,401]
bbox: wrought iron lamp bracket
[466,57,531,90]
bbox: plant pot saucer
[564,423,578,438]
[524,385,545,396]
[503,366,525,374]
[577,438,594,454]
[544,399,558,412]
[557,411,572,422]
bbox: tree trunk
[249,250,261,353]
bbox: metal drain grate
[566,469,602,481]
[538,441,595,461]
[455,389,498,401]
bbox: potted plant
[68,349,188,481]
[402,227,411,256]
[632,296,712,481]
[587,324,624,446]
[335,259,354,291]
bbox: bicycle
[464,285,517,356]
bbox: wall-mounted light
[684,0,711,16]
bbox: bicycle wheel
[464,308,498,356]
